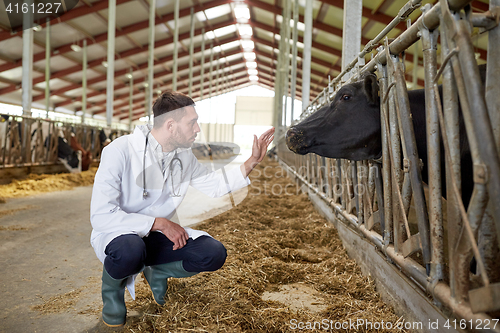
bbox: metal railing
[277,0,500,331]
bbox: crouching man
[90,91,274,327]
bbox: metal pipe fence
[0,113,128,169]
[277,0,500,331]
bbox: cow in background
[70,133,92,171]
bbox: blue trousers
[104,232,227,279]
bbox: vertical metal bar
[274,1,287,134]
[200,28,205,101]
[172,0,180,91]
[45,18,50,118]
[22,6,34,163]
[290,0,299,123]
[282,0,291,127]
[341,0,362,80]
[106,0,116,127]
[378,63,393,246]
[216,56,220,97]
[82,39,87,124]
[147,0,156,122]
[440,17,461,296]
[128,68,133,131]
[451,17,500,237]
[392,55,431,274]
[207,44,214,142]
[22,5,33,117]
[188,7,195,97]
[420,13,443,281]
[388,73,402,251]
[301,0,312,112]
[486,0,500,251]
[412,41,418,88]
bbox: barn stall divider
[276,0,500,332]
[0,114,121,181]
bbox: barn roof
[0,0,490,124]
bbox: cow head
[286,74,382,161]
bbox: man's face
[171,106,200,148]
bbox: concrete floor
[0,156,248,333]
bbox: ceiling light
[143,83,149,87]
[234,5,250,20]
[205,31,215,40]
[246,61,257,69]
[249,75,259,81]
[71,44,82,52]
[247,69,258,75]
[237,24,252,37]
[157,90,162,95]
[243,52,256,61]
[125,73,133,79]
[33,25,42,32]
[102,61,108,68]
[241,40,254,51]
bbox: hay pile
[0,168,96,199]
[127,160,401,332]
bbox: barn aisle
[0,185,103,333]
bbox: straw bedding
[126,160,401,332]
[6,159,402,332]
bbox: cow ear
[363,74,379,105]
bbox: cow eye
[341,94,351,101]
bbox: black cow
[285,66,490,209]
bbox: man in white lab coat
[90,91,274,327]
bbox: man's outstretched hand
[241,127,275,177]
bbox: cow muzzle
[286,127,308,154]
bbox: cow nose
[286,127,298,139]
[286,127,301,151]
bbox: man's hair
[152,91,195,128]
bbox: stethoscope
[143,130,183,199]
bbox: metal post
[301,0,312,112]
[377,64,399,246]
[392,55,431,274]
[208,44,214,142]
[420,6,443,281]
[451,14,500,247]
[341,0,362,80]
[412,41,419,88]
[45,18,50,118]
[22,11,34,116]
[147,0,156,122]
[172,0,180,91]
[82,39,87,124]
[282,0,291,127]
[483,0,500,278]
[216,56,220,97]
[106,0,116,127]
[440,13,461,297]
[215,57,220,140]
[21,3,34,163]
[128,68,133,131]
[200,28,205,100]
[290,0,299,123]
[188,7,195,97]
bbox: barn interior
[0,0,498,332]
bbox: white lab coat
[90,125,250,265]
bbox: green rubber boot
[101,267,127,327]
[143,261,198,305]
